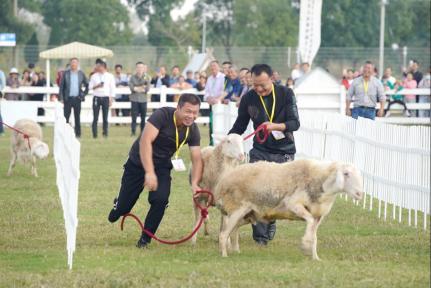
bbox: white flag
[298,0,323,65]
[54,103,80,269]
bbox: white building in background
[294,67,345,114]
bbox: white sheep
[191,133,245,245]
[7,119,49,177]
[215,159,364,259]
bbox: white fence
[212,104,430,230]
[53,103,80,269]
[1,86,429,125]
[295,111,430,230]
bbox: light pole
[379,0,387,77]
[201,12,207,53]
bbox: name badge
[172,158,186,172]
[271,130,286,140]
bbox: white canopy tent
[39,41,114,88]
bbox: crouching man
[108,94,203,248]
[228,64,300,246]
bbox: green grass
[0,125,429,288]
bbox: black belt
[356,106,375,109]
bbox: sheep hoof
[312,256,321,261]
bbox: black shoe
[136,234,150,249]
[267,221,276,241]
[255,239,268,246]
[108,198,119,223]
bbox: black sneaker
[267,221,276,241]
[136,234,150,249]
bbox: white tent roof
[39,41,113,59]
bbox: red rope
[243,123,269,144]
[120,189,213,245]
[0,121,31,150]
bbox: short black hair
[365,60,373,65]
[222,61,232,66]
[95,58,107,68]
[240,67,249,72]
[136,61,145,66]
[178,93,201,107]
[412,59,419,64]
[28,63,35,69]
[115,64,123,69]
[172,65,180,70]
[251,64,273,77]
[70,57,79,62]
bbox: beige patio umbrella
[39,41,114,87]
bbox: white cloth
[89,72,115,98]
[204,72,225,101]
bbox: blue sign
[0,33,16,47]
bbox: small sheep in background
[7,119,49,177]
[191,133,245,245]
[215,159,364,259]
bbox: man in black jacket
[59,58,89,138]
[150,66,170,102]
[229,64,300,246]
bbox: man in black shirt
[229,64,300,246]
[108,94,203,248]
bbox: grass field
[0,125,430,288]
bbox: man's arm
[376,81,386,117]
[59,71,66,102]
[189,146,203,194]
[139,122,160,191]
[228,94,250,135]
[82,72,89,96]
[346,83,354,116]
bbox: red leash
[120,189,213,245]
[243,123,269,144]
[0,121,31,149]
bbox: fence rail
[1,86,429,125]
[212,104,430,230]
[295,111,430,230]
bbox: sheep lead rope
[0,121,31,150]
[243,123,269,144]
[120,189,213,245]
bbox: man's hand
[346,109,352,116]
[109,97,113,107]
[145,172,158,191]
[191,184,202,196]
[262,121,285,132]
[377,109,384,117]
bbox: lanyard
[173,112,189,159]
[363,79,369,95]
[258,84,276,123]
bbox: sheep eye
[227,140,231,143]
[344,172,349,177]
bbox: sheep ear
[323,164,344,193]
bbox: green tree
[321,0,430,47]
[234,0,298,47]
[0,1,35,45]
[128,0,201,64]
[42,0,132,46]
[24,32,39,64]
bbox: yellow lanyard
[363,80,369,95]
[258,84,276,123]
[173,112,189,159]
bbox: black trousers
[249,148,295,242]
[92,96,110,138]
[131,101,147,136]
[64,97,82,137]
[108,158,172,243]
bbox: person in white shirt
[204,60,225,145]
[89,59,115,138]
